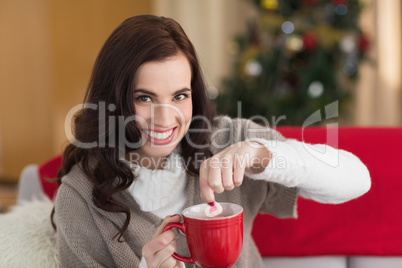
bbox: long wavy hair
[52,15,215,240]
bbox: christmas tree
[214,0,369,125]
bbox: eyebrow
[133,88,192,96]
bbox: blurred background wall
[0,0,401,182]
[0,0,151,181]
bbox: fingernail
[170,214,180,218]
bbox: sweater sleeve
[244,138,371,204]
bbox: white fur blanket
[0,198,59,267]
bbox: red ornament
[304,0,319,5]
[303,32,318,51]
[358,35,370,53]
[332,0,347,4]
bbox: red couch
[252,127,402,259]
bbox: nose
[151,104,183,128]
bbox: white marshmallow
[204,202,223,218]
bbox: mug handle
[162,222,195,264]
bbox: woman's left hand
[199,140,272,203]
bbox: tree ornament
[339,35,356,53]
[261,0,279,10]
[302,32,318,51]
[285,35,304,53]
[308,81,324,98]
[304,0,320,5]
[244,59,263,77]
[343,63,356,76]
[281,21,295,34]
[358,35,370,53]
[207,85,219,100]
[332,0,347,4]
[334,4,348,16]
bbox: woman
[54,15,371,267]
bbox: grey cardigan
[55,116,298,267]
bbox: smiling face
[131,53,193,168]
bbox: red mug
[163,203,243,268]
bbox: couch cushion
[252,127,402,256]
[348,257,402,268]
[262,256,347,268]
[38,155,62,200]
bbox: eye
[135,95,152,102]
[173,94,189,101]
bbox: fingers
[233,153,245,187]
[208,158,225,193]
[200,162,215,203]
[143,230,176,267]
[221,156,234,191]
[155,239,178,268]
[200,153,243,203]
[200,141,267,203]
[153,214,181,239]
[143,215,182,268]
[144,230,175,257]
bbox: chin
[143,145,177,158]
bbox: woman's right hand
[142,214,183,268]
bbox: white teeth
[143,129,174,140]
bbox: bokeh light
[282,21,294,34]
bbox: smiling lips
[142,127,177,145]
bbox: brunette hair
[52,15,215,239]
